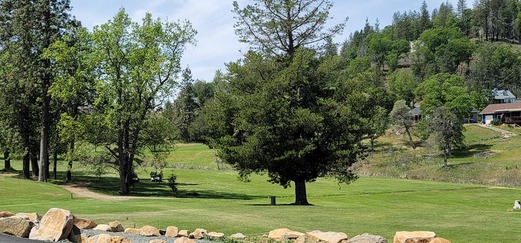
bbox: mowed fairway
[1,168,521,242]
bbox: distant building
[480,103,521,125]
[491,88,516,104]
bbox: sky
[70,0,460,82]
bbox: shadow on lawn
[55,172,260,200]
[452,143,493,158]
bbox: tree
[211,0,364,205]
[233,0,348,59]
[85,9,195,195]
[427,106,464,167]
[390,100,416,149]
[388,69,417,106]
[171,67,199,142]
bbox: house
[409,106,479,123]
[480,103,521,125]
[491,88,516,104]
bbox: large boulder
[74,217,97,229]
[67,225,82,243]
[268,228,305,240]
[0,216,34,238]
[230,232,247,240]
[190,228,208,239]
[174,236,196,243]
[0,211,14,218]
[393,231,436,243]
[29,208,75,241]
[165,226,179,237]
[140,225,161,237]
[178,229,191,237]
[208,231,225,240]
[348,233,388,243]
[429,238,451,243]
[93,224,112,232]
[108,220,124,232]
[124,227,142,234]
[306,230,349,243]
[87,234,131,243]
[14,213,41,222]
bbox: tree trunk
[30,147,39,177]
[4,149,11,170]
[53,149,57,179]
[294,180,310,205]
[23,151,30,179]
[370,135,375,151]
[38,0,51,183]
[404,125,416,149]
[443,150,448,168]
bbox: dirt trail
[478,124,516,138]
[60,184,176,201]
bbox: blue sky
[70,0,459,82]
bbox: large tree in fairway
[210,0,363,205]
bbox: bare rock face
[230,232,247,240]
[74,217,97,229]
[67,225,82,243]
[178,229,191,237]
[140,225,161,237]
[93,224,112,232]
[0,211,15,218]
[29,208,75,242]
[108,220,124,232]
[268,228,305,240]
[0,216,34,238]
[306,230,349,243]
[393,231,436,243]
[165,226,179,237]
[174,236,196,243]
[190,228,208,239]
[348,233,388,243]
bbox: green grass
[1,173,520,242]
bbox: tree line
[1,0,521,204]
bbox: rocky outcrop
[140,225,161,237]
[349,233,388,243]
[0,216,34,238]
[393,231,436,243]
[268,228,305,240]
[306,230,348,243]
[29,208,75,242]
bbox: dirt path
[478,124,517,138]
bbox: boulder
[0,216,34,238]
[191,228,208,239]
[208,231,225,240]
[268,228,305,240]
[140,225,161,237]
[294,235,307,243]
[112,236,132,243]
[174,236,196,243]
[124,227,142,234]
[306,230,349,243]
[0,211,14,218]
[393,231,436,243]
[429,238,451,243]
[147,240,167,243]
[109,220,124,232]
[348,233,388,243]
[14,213,41,222]
[74,217,97,229]
[93,224,112,232]
[230,232,247,240]
[29,208,75,242]
[178,229,191,237]
[165,226,179,237]
[89,233,112,243]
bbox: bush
[167,174,178,195]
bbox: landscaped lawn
[1,168,521,242]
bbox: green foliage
[389,100,416,149]
[426,106,465,167]
[388,69,417,105]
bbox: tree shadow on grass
[452,143,493,158]
[54,173,260,200]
